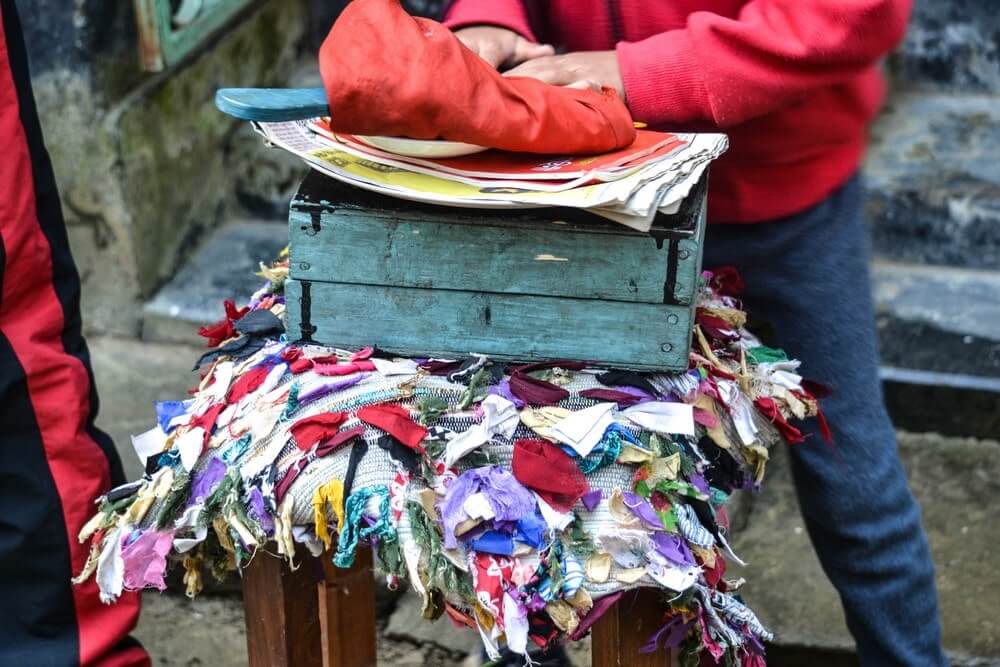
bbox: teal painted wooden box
[285,171,708,371]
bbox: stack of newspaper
[254,119,728,231]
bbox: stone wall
[866,0,1000,387]
[893,0,1000,92]
[869,0,1000,271]
[19,0,309,336]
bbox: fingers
[503,58,578,87]
[453,27,552,70]
[476,42,508,69]
[455,35,504,68]
[564,79,601,92]
[508,38,555,67]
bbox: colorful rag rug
[74,253,826,665]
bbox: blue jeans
[703,175,946,666]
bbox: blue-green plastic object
[214,87,330,122]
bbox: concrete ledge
[872,260,1000,378]
[882,367,1000,440]
[142,220,286,345]
[872,260,1000,438]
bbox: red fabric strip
[189,403,226,448]
[225,365,270,404]
[579,388,645,408]
[290,412,348,452]
[290,357,314,374]
[357,404,427,451]
[197,300,249,348]
[511,439,588,512]
[508,372,568,406]
[313,360,376,376]
[754,397,806,445]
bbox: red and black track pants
[0,2,148,665]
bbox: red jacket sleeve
[443,0,537,42]
[616,0,912,128]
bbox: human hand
[503,51,626,100]
[454,25,555,69]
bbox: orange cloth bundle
[318,0,636,155]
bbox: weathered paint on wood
[286,278,693,371]
[286,170,708,370]
[672,206,707,306]
[288,173,706,306]
[290,210,673,303]
[138,1,259,72]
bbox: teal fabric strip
[332,484,395,568]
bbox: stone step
[882,367,1000,442]
[872,259,1000,439]
[141,220,287,345]
[873,260,1000,378]
[891,0,1000,92]
[865,92,1000,271]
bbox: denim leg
[702,176,946,666]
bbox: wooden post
[243,550,324,667]
[318,547,378,667]
[591,588,676,667]
[242,546,378,667]
[243,544,671,667]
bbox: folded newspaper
[254,120,728,231]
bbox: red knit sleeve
[616,0,911,128]
[443,0,536,42]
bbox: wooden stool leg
[243,550,324,667]
[591,588,677,667]
[318,546,377,667]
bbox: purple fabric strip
[581,489,603,512]
[439,466,537,549]
[490,379,525,409]
[652,532,696,567]
[121,530,174,592]
[613,385,657,402]
[622,491,665,530]
[298,375,366,407]
[189,457,227,506]
[247,486,275,536]
[527,592,548,613]
[747,634,767,655]
[639,615,695,654]
[568,591,623,641]
[689,473,710,495]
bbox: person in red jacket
[446,2,946,666]
[0,1,148,665]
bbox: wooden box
[285,171,708,371]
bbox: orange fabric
[318,0,636,155]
